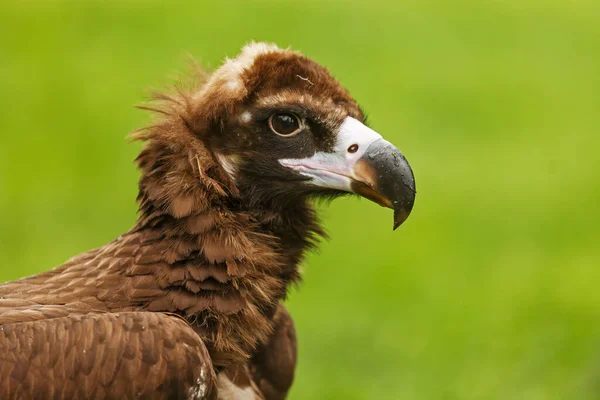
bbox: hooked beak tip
[354,139,416,231]
[393,206,413,231]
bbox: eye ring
[268,113,302,137]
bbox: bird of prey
[0,42,416,399]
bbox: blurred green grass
[1,0,600,399]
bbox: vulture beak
[280,117,416,230]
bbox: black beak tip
[392,206,413,231]
[359,138,417,232]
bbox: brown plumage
[0,42,416,399]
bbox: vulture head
[136,42,416,232]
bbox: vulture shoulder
[249,306,297,400]
[0,310,217,399]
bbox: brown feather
[0,312,217,400]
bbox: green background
[1,1,599,399]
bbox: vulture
[0,42,416,399]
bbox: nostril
[347,144,359,153]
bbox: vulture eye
[268,113,302,137]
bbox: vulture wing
[0,308,217,400]
[249,306,297,400]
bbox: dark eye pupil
[271,113,299,135]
